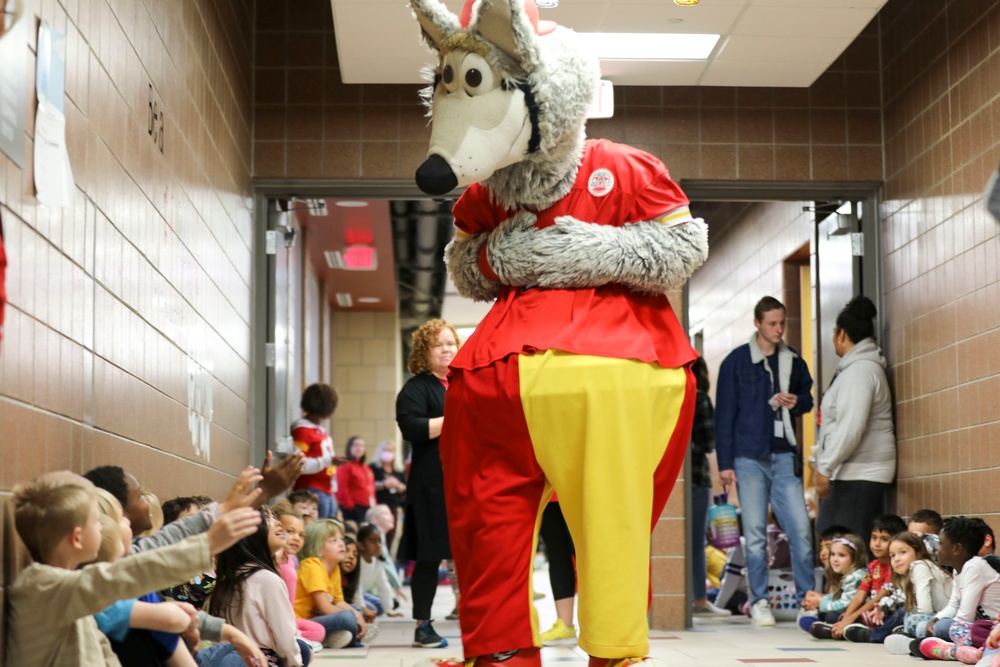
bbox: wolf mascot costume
[410,1,709,666]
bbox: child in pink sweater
[276,510,325,643]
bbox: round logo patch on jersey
[588,169,615,197]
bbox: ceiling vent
[324,251,345,269]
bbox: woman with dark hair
[814,296,896,546]
[208,508,311,666]
[396,319,460,649]
[336,436,375,525]
[689,356,730,617]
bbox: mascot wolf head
[411,0,599,208]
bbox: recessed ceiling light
[357,297,382,304]
[335,293,353,307]
[537,0,558,6]
[335,201,369,208]
[674,0,699,6]
[577,32,719,60]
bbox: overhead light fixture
[536,0,558,6]
[357,297,382,304]
[336,293,353,308]
[335,201,369,208]
[577,32,719,60]
[674,0,700,5]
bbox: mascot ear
[411,0,462,53]
[469,0,540,70]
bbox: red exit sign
[343,245,377,270]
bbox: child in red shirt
[828,515,908,638]
[292,384,345,519]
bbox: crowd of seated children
[5,469,266,666]
[801,515,908,640]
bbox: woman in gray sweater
[814,296,896,547]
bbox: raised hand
[220,466,264,514]
[207,507,261,555]
[257,451,305,505]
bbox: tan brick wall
[880,1,1000,528]
[0,0,256,499]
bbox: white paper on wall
[33,21,75,207]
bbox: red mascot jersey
[291,418,336,495]
[451,138,697,371]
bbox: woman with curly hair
[396,319,460,649]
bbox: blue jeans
[313,490,338,519]
[690,485,712,601]
[195,640,312,666]
[313,608,359,641]
[733,453,814,605]
[363,592,384,616]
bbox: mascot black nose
[416,154,459,195]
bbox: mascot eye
[442,65,454,85]
[459,53,495,95]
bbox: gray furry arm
[533,217,709,293]
[444,212,542,301]
[444,232,501,302]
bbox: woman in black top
[396,319,460,649]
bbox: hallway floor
[308,571,902,666]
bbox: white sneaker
[884,634,913,655]
[749,599,776,626]
[323,629,354,649]
[692,602,730,618]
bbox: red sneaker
[415,648,541,667]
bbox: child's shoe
[955,646,983,665]
[749,599,776,626]
[843,624,872,643]
[921,638,959,660]
[798,616,820,632]
[539,619,578,646]
[885,634,913,655]
[323,630,354,649]
[364,623,379,645]
[809,622,834,640]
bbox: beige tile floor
[309,569,908,667]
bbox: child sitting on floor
[800,533,868,631]
[209,507,311,666]
[294,519,368,648]
[274,509,326,646]
[880,532,953,654]
[917,517,1000,661]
